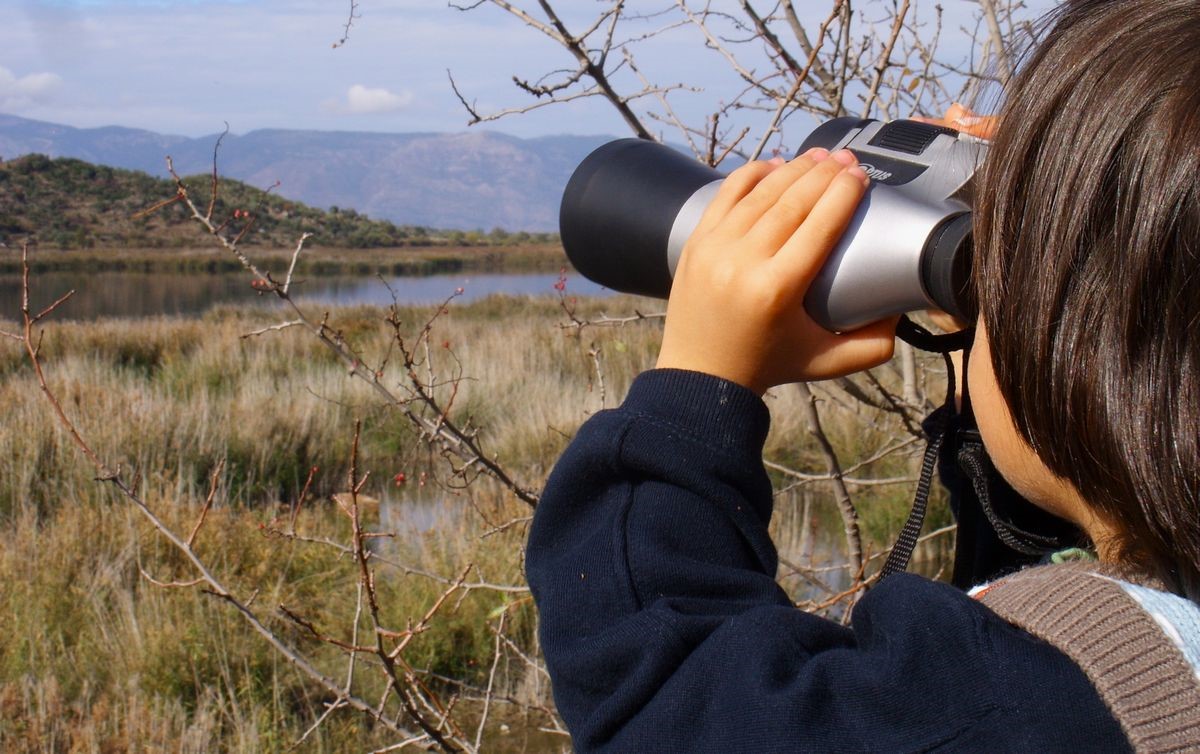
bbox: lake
[1,269,615,320]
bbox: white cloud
[0,66,62,109]
[324,84,414,115]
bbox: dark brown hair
[975,0,1200,594]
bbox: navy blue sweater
[527,369,1129,752]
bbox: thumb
[803,316,899,379]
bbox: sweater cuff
[622,369,772,455]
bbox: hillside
[0,154,557,250]
[0,114,616,232]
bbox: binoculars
[559,117,987,332]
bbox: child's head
[971,0,1200,592]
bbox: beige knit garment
[976,562,1200,753]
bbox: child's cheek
[968,325,1080,525]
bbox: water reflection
[379,489,460,540]
[772,487,954,612]
[1,270,613,321]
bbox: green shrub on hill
[0,154,559,250]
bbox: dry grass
[0,293,948,750]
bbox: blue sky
[2,1,1057,139]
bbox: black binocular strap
[956,438,1077,556]
[877,408,950,579]
[879,316,1077,582]
[878,316,970,580]
[894,315,975,354]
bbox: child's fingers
[746,150,858,252]
[924,309,969,333]
[691,160,778,237]
[717,149,831,237]
[944,102,970,124]
[916,103,998,140]
[771,167,869,292]
[957,115,998,140]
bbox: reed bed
[0,292,947,751]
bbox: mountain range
[0,114,617,232]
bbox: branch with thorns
[15,132,560,745]
[11,242,451,746]
[133,149,539,509]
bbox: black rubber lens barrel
[559,139,722,299]
[919,212,975,321]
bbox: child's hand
[912,102,998,140]
[925,309,969,333]
[655,148,899,395]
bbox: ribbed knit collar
[973,562,1200,752]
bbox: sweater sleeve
[526,369,1128,753]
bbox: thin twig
[748,1,846,161]
[283,232,313,295]
[795,382,863,579]
[206,123,230,222]
[15,244,423,741]
[241,320,305,339]
[332,0,361,48]
[474,611,506,750]
[186,458,224,548]
[861,0,912,117]
[137,565,204,590]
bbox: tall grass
[0,292,947,750]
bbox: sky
[2,0,1058,140]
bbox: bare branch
[474,611,506,750]
[867,524,958,564]
[32,289,75,324]
[860,0,912,117]
[283,232,313,294]
[332,0,361,48]
[241,319,305,339]
[15,243,426,742]
[676,0,786,101]
[140,162,541,507]
[186,458,224,548]
[977,0,1013,83]
[450,0,654,139]
[278,604,376,654]
[748,0,847,160]
[137,564,204,590]
[766,459,916,488]
[206,122,230,222]
[129,193,182,220]
[795,382,862,579]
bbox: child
[526,0,1200,750]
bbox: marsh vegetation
[0,291,950,751]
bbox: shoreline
[0,241,568,276]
